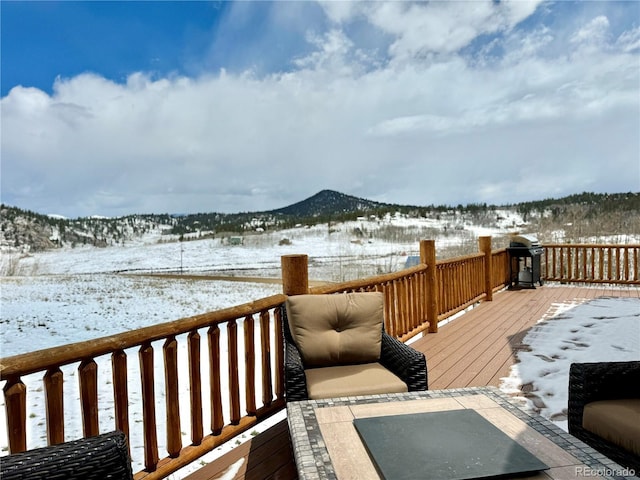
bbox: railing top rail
[0,293,287,379]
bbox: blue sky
[1,2,306,96]
[1,1,639,217]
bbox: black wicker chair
[568,361,640,473]
[0,430,133,480]
[282,298,427,402]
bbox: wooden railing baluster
[78,359,99,437]
[163,336,181,457]
[260,310,273,407]
[4,378,27,453]
[44,367,64,445]
[398,278,407,335]
[383,282,392,333]
[187,330,203,445]
[227,320,241,425]
[111,350,130,442]
[243,315,257,415]
[617,247,622,280]
[207,326,223,435]
[624,248,630,281]
[405,276,413,333]
[408,274,416,331]
[139,343,159,471]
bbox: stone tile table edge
[285,387,637,480]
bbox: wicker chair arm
[281,304,309,401]
[380,332,428,391]
[284,337,309,401]
[0,430,133,480]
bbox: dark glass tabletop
[353,409,549,480]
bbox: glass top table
[286,387,636,480]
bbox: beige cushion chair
[282,292,427,401]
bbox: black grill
[507,235,543,288]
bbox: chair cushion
[583,399,640,456]
[285,292,384,368]
[305,363,408,399]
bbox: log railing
[543,244,640,284]
[436,251,487,320]
[309,237,500,338]
[1,295,288,479]
[2,238,637,479]
[491,248,511,290]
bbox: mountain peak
[270,190,390,217]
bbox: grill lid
[509,234,540,248]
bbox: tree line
[1,191,638,252]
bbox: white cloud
[317,0,546,63]
[294,29,358,75]
[501,25,555,62]
[570,15,611,46]
[1,1,638,217]
[617,25,640,53]
[317,1,361,24]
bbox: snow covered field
[2,213,523,278]
[1,275,282,357]
[1,217,638,478]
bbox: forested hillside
[515,192,640,242]
[1,191,639,253]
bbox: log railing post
[4,378,27,453]
[281,254,309,296]
[420,240,438,333]
[479,236,493,301]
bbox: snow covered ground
[1,218,638,478]
[0,275,282,357]
[2,213,523,278]
[500,295,640,431]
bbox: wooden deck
[183,419,297,480]
[185,284,639,480]
[412,283,639,390]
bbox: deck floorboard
[185,284,639,479]
[413,284,638,390]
